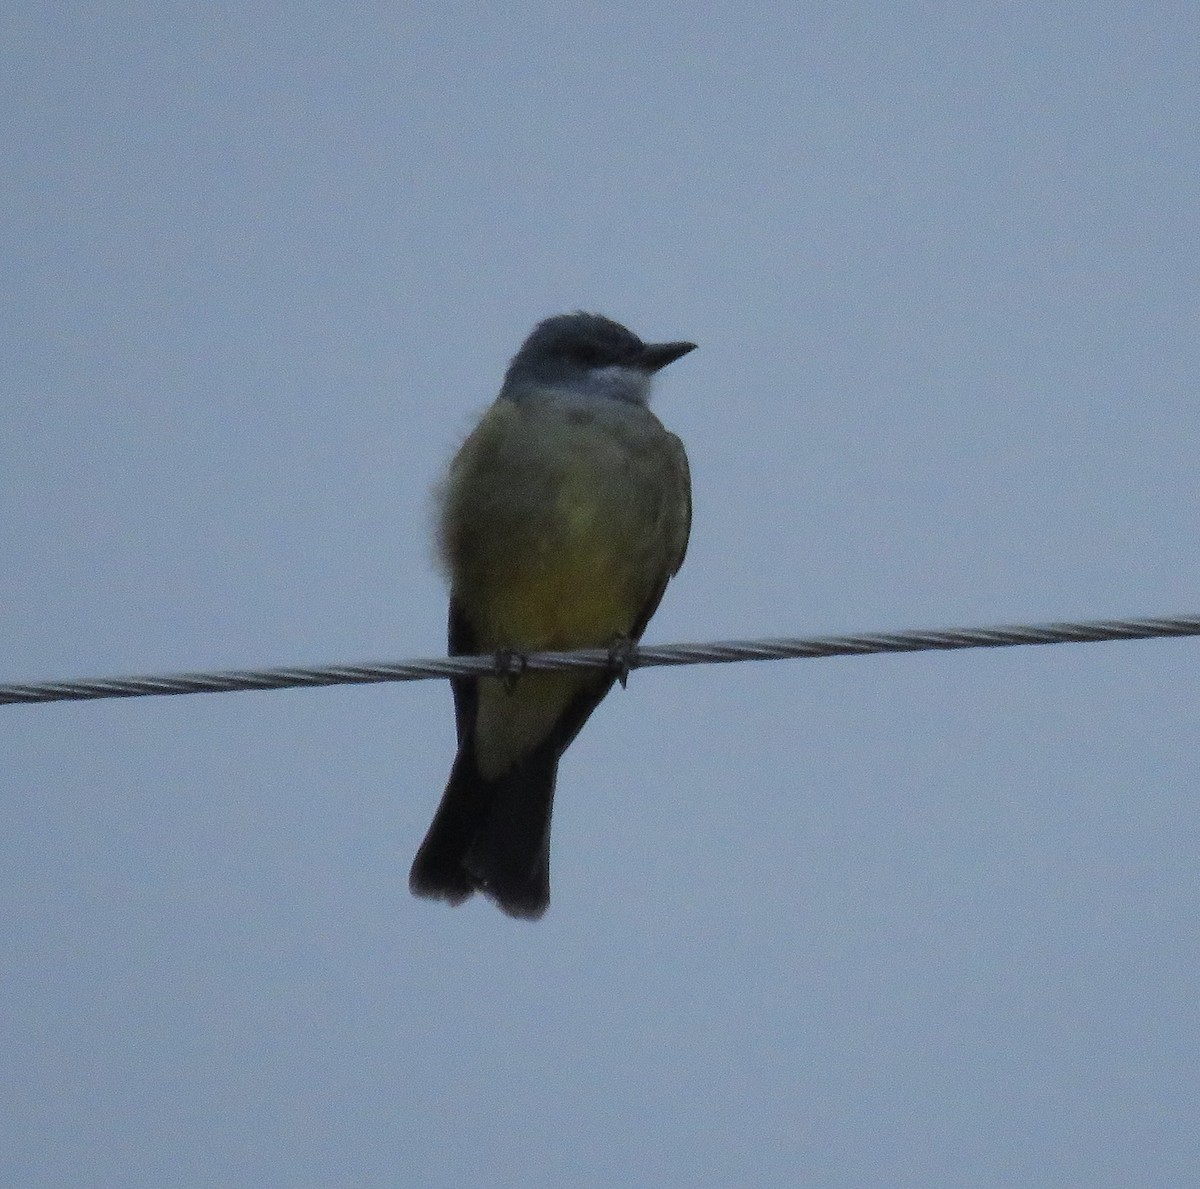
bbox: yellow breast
[439,392,685,652]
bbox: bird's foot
[608,635,636,689]
[495,648,527,693]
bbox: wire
[3,613,1198,708]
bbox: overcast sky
[4,3,1199,1186]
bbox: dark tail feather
[409,746,491,907]
[409,744,559,920]
[466,748,558,919]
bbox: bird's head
[502,312,696,405]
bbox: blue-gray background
[4,3,1198,1186]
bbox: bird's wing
[447,597,480,746]
[668,431,692,577]
[628,431,691,640]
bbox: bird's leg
[495,648,526,694]
[607,635,636,689]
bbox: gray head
[501,312,696,405]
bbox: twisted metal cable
[3,613,1198,708]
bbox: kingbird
[409,312,695,919]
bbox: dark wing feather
[447,598,479,744]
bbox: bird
[409,312,695,919]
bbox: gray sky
[4,3,1198,1186]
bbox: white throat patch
[582,363,652,405]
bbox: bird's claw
[495,648,527,693]
[608,636,636,689]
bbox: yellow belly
[443,399,667,651]
[436,392,687,777]
[474,526,639,650]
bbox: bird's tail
[409,743,559,920]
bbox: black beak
[637,340,697,373]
